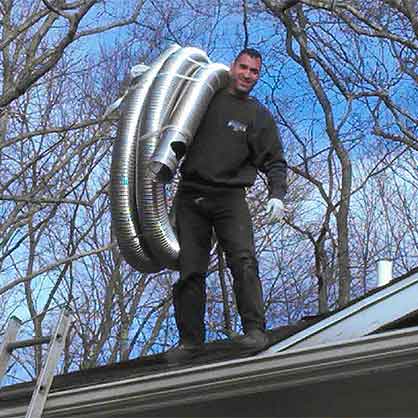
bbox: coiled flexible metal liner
[110,46,229,272]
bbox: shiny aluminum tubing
[111,46,230,272]
[110,44,181,273]
[137,47,210,269]
[150,62,230,183]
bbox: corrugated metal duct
[110,46,229,272]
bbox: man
[171,48,287,357]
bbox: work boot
[164,341,203,364]
[238,329,269,351]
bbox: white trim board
[263,270,418,354]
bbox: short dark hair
[235,48,262,64]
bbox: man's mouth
[239,80,252,88]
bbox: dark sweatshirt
[179,88,287,200]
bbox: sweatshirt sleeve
[249,108,287,200]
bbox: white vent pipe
[377,259,393,287]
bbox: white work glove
[266,198,285,223]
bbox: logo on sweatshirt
[227,119,248,133]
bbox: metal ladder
[0,309,72,418]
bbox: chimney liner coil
[110,46,230,272]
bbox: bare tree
[258,0,417,309]
[1,0,417,385]
[0,0,175,382]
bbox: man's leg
[173,192,212,345]
[213,191,266,334]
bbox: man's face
[229,53,261,96]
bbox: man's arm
[249,109,287,201]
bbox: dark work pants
[173,188,265,345]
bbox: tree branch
[0,243,116,297]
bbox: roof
[3,326,418,417]
[0,323,310,404]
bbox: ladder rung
[7,336,51,352]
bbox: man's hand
[266,198,285,223]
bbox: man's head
[228,48,262,97]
